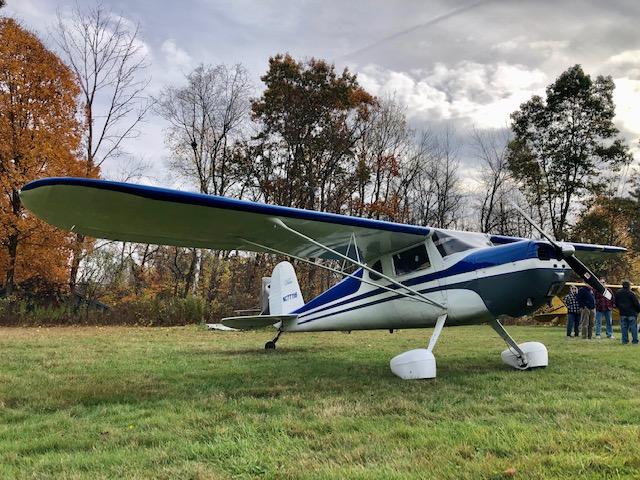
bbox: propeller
[511,203,612,300]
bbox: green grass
[1,325,640,479]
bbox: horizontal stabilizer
[206,323,238,331]
[221,314,298,330]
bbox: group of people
[563,279,640,344]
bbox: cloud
[160,39,192,68]
[613,78,640,148]
[607,50,640,80]
[358,62,547,130]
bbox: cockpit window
[370,260,383,281]
[432,231,491,257]
[393,244,431,276]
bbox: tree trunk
[4,233,19,296]
[191,248,201,297]
[69,233,85,295]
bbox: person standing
[615,280,640,345]
[594,278,615,339]
[563,285,581,338]
[577,285,596,339]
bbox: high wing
[19,177,431,262]
[489,234,626,261]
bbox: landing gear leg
[265,329,283,350]
[488,318,528,368]
[489,318,548,370]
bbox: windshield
[432,230,492,257]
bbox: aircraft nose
[472,241,572,318]
[484,268,570,318]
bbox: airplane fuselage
[285,239,572,332]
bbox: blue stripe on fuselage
[295,240,559,323]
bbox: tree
[51,2,152,294]
[154,62,254,296]
[247,54,376,296]
[154,63,253,196]
[250,54,376,212]
[507,64,632,240]
[52,2,151,172]
[0,18,84,295]
[405,127,464,229]
[571,195,640,281]
[469,127,528,235]
[352,94,413,221]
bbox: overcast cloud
[7,0,640,187]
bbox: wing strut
[241,218,446,310]
[270,217,445,309]
[241,238,433,305]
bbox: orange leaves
[0,18,86,292]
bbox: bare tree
[51,2,152,295]
[154,63,253,296]
[154,63,254,196]
[52,2,151,172]
[353,94,413,220]
[470,127,511,232]
[406,126,464,229]
[468,127,537,237]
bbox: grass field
[1,324,640,479]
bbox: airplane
[19,177,626,379]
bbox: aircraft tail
[268,261,304,315]
[220,261,303,330]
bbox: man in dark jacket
[577,286,596,339]
[615,281,640,345]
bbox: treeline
[1,6,638,325]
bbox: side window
[393,244,431,276]
[370,260,383,281]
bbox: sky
[6,0,640,189]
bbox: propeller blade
[510,202,611,299]
[563,255,612,299]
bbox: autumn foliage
[0,18,87,295]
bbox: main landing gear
[389,316,548,380]
[390,313,447,380]
[489,318,548,370]
[265,329,283,350]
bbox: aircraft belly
[445,289,493,325]
[393,297,443,328]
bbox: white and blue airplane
[19,177,624,379]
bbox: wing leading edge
[20,177,431,262]
[490,234,626,260]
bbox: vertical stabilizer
[269,261,304,315]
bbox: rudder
[269,261,304,315]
